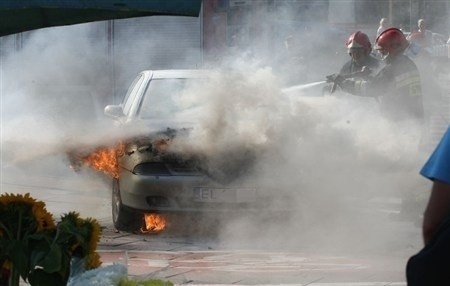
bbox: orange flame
[81,143,125,179]
[69,137,170,179]
[141,213,167,233]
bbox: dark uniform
[339,53,380,76]
[341,53,423,121]
[329,28,424,122]
[330,29,426,242]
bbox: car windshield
[138,78,200,120]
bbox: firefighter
[326,31,380,94]
[340,31,380,75]
[327,27,424,122]
[328,28,425,223]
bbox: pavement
[97,249,409,285]
[96,211,421,285]
[1,165,423,285]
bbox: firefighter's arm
[325,73,345,94]
[326,67,373,95]
[340,79,364,95]
[326,73,344,84]
[326,77,369,96]
[325,75,362,95]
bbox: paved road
[98,228,414,285]
[96,213,419,285]
[1,164,423,285]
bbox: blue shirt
[421,127,450,184]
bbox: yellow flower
[32,200,55,232]
[0,194,104,284]
[85,252,102,269]
[0,193,55,233]
[0,192,35,205]
[83,217,102,269]
[60,212,102,269]
[86,218,101,252]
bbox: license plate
[193,187,256,203]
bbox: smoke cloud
[1,5,446,257]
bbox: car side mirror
[104,105,124,119]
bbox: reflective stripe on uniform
[353,80,369,97]
[395,70,421,96]
[354,80,362,95]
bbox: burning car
[98,69,272,232]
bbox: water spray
[281,81,327,97]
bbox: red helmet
[375,28,409,55]
[346,31,371,54]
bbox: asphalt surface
[1,163,423,285]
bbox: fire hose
[326,66,371,94]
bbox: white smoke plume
[1,6,445,256]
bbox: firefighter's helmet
[346,31,372,55]
[375,28,408,55]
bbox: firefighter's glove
[326,73,345,86]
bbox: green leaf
[59,253,72,283]
[9,240,30,279]
[37,244,63,273]
[28,269,65,286]
[29,234,53,269]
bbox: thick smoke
[1,24,114,163]
[0,24,116,218]
[1,6,445,256]
[168,64,429,254]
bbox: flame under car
[103,70,274,232]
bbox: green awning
[0,0,202,37]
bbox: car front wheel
[112,179,142,232]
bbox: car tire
[112,178,142,232]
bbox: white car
[103,70,282,231]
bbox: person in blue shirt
[406,126,450,284]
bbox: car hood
[127,118,199,133]
[117,120,263,185]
